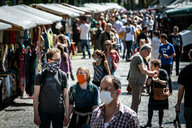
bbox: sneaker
[81,57,85,59]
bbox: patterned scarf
[46,61,60,73]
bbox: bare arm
[33,85,40,117]
[138,64,155,76]
[69,104,73,117]
[33,85,41,126]
[63,88,70,126]
[104,61,111,75]
[176,84,185,111]
[154,78,167,86]
[64,88,69,118]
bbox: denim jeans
[39,112,64,128]
[80,40,91,58]
[184,107,192,128]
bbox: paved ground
[0,51,188,128]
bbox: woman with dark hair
[92,50,111,87]
[68,67,99,128]
[144,59,169,128]
[57,44,74,80]
[57,34,69,53]
[104,40,120,75]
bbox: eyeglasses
[105,44,110,46]
[51,59,61,62]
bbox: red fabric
[69,43,75,56]
[9,31,15,44]
[34,28,39,49]
[105,50,120,70]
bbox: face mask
[77,74,87,84]
[95,58,99,62]
[100,90,114,104]
[46,61,60,73]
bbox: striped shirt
[93,63,105,82]
[90,103,140,128]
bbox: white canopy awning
[0,22,12,30]
[52,4,85,15]
[0,7,36,30]
[83,3,124,12]
[62,3,91,14]
[13,5,62,23]
[1,6,52,25]
[35,4,80,17]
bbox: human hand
[70,73,75,81]
[163,54,169,59]
[176,104,181,112]
[63,115,70,126]
[34,114,41,126]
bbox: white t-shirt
[80,23,90,40]
[147,19,154,31]
[124,25,136,41]
[113,20,123,33]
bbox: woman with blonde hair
[104,40,120,75]
[68,67,99,128]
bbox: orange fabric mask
[77,74,87,84]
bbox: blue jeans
[184,107,192,128]
[80,40,91,58]
[39,112,64,128]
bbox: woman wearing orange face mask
[68,67,99,128]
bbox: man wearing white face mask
[90,75,140,128]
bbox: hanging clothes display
[25,46,37,96]
[47,28,53,48]
[19,51,25,96]
[0,31,3,43]
[42,32,49,53]
[9,31,15,44]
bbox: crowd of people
[32,9,192,128]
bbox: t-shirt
[34,69,68,113]
[113,20,123,33]
[80,23,90,40]
[178,64,192,108]
[128,53,147,85]
[69,83,99,111]
[159,43,175,66]
[169,34,183,47]
[124,25,136,41]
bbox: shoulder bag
[153,81,170,100]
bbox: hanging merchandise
[25,46,37,96]
[47,28,53,48]
[15,31,20,43]
[9,31,16,44]
[0,31,3,43]
[42,32,49,53]
[3,31,10,44]
[19,48,25,96]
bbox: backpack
[70,83,94,100]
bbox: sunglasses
[105,44,110,46]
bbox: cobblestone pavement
[0,51,188,128]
